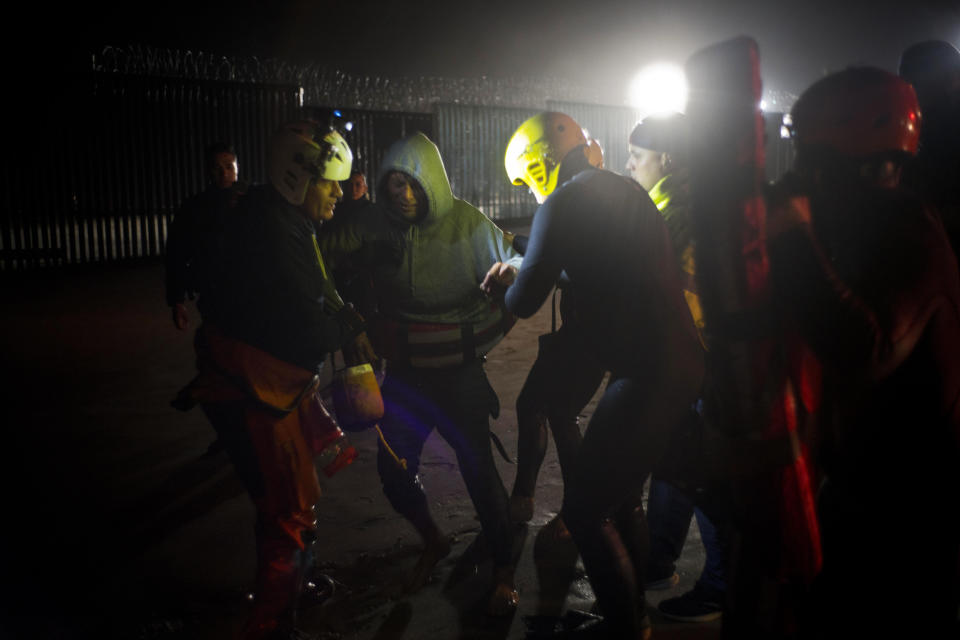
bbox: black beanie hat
[629,112,687,155]
[899,40,960,87]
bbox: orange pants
[184,326,330,638]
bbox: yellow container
[332,363,385,429]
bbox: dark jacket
[648,170,705,346]
[202,185,360,371]
[165,184,242,307]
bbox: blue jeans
[646,477,725,595]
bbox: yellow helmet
[268,120,353,206]
[505,112,587,203]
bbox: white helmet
[268,120,353,205]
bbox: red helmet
[791,67,921,157]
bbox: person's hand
[343,331,378,367]
[480,262,517,297]
[171,303,190,331]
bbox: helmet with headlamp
[268,120,353,205]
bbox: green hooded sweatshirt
[320,133,522,365]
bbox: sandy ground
[0,246,718,639]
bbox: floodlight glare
[628,63,688,115]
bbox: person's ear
[660,152,673,173]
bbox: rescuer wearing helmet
[487,112,705,638]
[176,120,376,640]
[766,68,960,637]
[626,113,726,624]
[503,117,606,529]
[165,141,244,331]
[319,132,523,616]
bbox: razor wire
[92,45,603,112]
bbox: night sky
[44,0,960,104]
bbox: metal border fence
[1,73,303,270]
[320,107,434,198]
[547,100,644,178]
[435,103,542,221]
[1,60,793,271]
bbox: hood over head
[377,133,455,222]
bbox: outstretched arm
[503,197,567,319]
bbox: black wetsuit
[510,154,606,507]
[505,160,704,636]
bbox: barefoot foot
[486,565,519,616]
[405,535,452,593]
